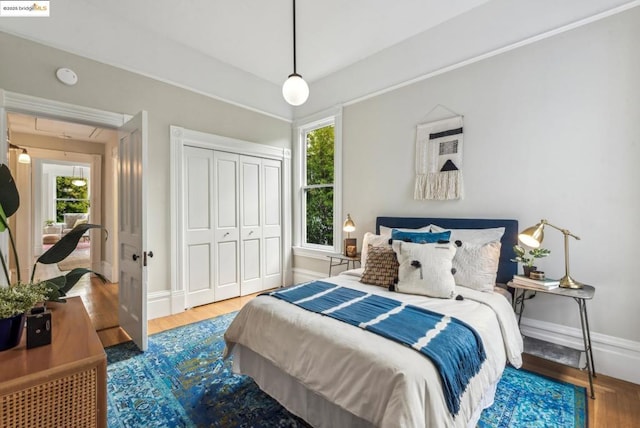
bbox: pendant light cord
[292,0,297,75]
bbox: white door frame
[30,150,102,273]
[0,89,130,284]
[170,126,292,315]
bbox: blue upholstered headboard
[375,217,518,285]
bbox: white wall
[0,31,291,303]
[332,8,639,381]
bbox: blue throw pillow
[391,229,451,244]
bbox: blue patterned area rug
[106,313,587,428]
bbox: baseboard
[521,317,640,385]
[292,268,325,284]
[148,290,172,320]
[171,290,185,315]
[100,261,115,283]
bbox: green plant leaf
[36,224,107,265]
[0,164,20,221]
[39,268,107,302]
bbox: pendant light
[282,0,309,106]
[72,166,87,187]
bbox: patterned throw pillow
[360,245,399,287]
[360,232,392,269]
[392,240,456,298]
[453,241,501,292]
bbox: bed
[224,217,523,428]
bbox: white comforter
[224,274,523,428]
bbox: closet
[181,143,283,308]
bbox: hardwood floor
[67,276,119,331]
[91,290,639,427]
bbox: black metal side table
[508,281,596,399]
[327,254,361,276]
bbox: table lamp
[343,214,357,257]
[518,219,582,289]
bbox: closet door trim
[170,126,291,315]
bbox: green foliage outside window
[305,125,334,246]
[56,177,89,222]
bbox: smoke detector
[55,68,78,86]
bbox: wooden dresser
[0,297,107,428]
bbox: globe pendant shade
[282,74,309,106]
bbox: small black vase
[522,266,537,278]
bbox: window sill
[292,246,338,261]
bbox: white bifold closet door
[213,151,241,301]
[240,156,282,295]
[261,158,282,291]
[183,146,218,307]
[184,146,282,307]
[240,155,262,295]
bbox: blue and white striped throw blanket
[266,281,486,416]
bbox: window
[55,176,89,222]
[304,123,334,247]
[294,111,342,254]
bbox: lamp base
[559,275,583,289]
[344,238,357,257]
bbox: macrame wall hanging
[414,115,464,200]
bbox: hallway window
[56,176,89,222]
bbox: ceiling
[8,113,115,144]
[0,0,636,119]
[89,0,490,85]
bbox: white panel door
[118,111,148,351]
[240,156,262,296]
[213,151,240,301]
[184,146,216,307]
[262,158,282,290]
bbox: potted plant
[0,282,48,351]
[511,245,551,277]
[0,164,107,351]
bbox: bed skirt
[232,344,498,428]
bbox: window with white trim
[295,113,341,253]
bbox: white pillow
[430,225,505,245]
[379,225,432,236]
[361,232,391,267]
[392,241,456,299]
[453,241,501,292]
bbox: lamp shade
[72,166,87,186]
[282,73,309,106]
[518,222,544,248]
[343,214,355,233]
[17,149,31,164]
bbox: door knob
[132,254,139,261]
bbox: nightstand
[327,254,361,276]
[508,281,596,399]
